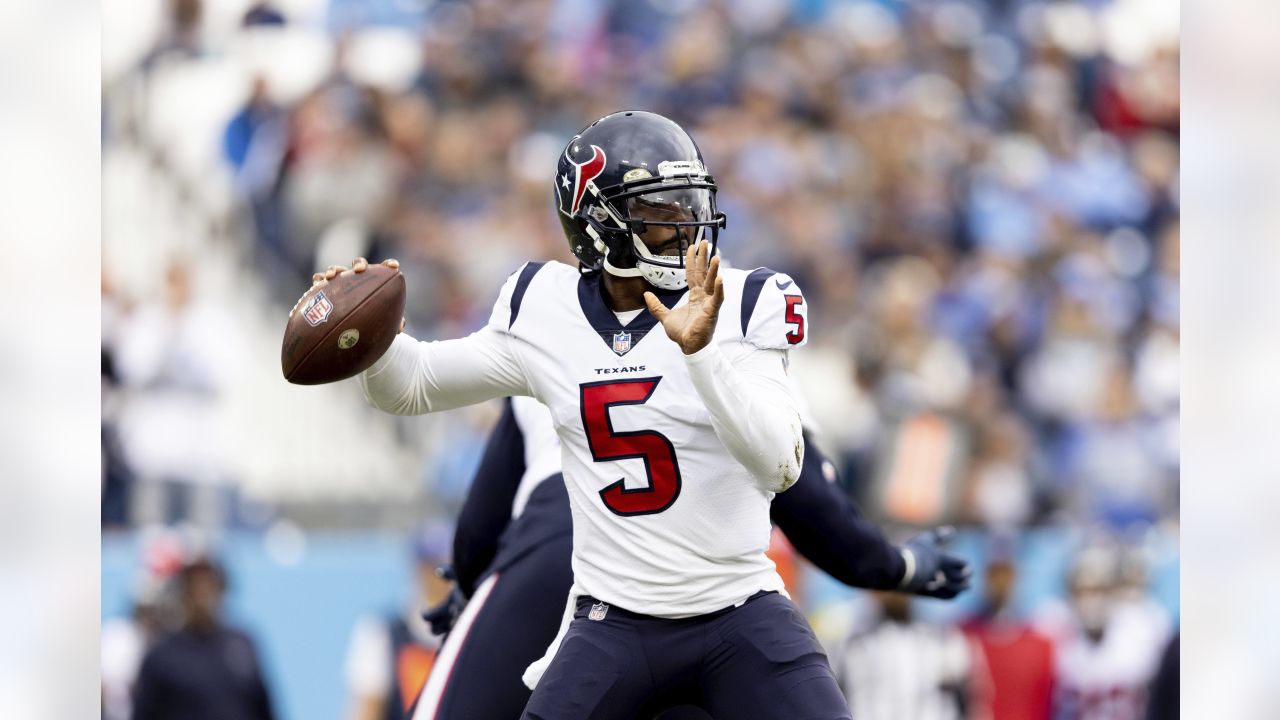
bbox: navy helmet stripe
[740,267,774,336]
[509,261,547,329]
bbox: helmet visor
[624,188,716,260]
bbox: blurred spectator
[242,2,285,28]
[1057,363,1170,528]
[132,556,276,720]
[831,591,971,720]
[225,76,291,291]
[962,542,1055,720]
[114,260,241,528]
[343,522,452,720]
[101,580,170,720]
[142,0,203,70]
[1038,545,1171,720]
[102,267,133,529]
[964,412,1036,528]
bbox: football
[281,265,406,385]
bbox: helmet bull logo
[563,144,607,216]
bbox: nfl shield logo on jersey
[588,602,609,621]
[303,291,334,327]
[612,331,631,355]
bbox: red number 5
[784,295,805,344]
[580,378,683,516]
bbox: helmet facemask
[585,179,726,291]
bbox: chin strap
[640,264,688,290]
[602,256,644,278]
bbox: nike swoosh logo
[775,278,793,290]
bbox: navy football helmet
[555,111,727,290]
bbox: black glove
[897,527,972,599]
[421,566,467,635]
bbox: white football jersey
[509,394,564,519]
[491,260,809,618]
[1050,600,1171,720]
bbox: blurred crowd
[104,0,1179,534]
[814,534,1177,720]
[101,0,1179,718]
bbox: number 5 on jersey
[784,295,805,344]
[580,378,683,516]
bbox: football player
[322,110,959,718]
[408,395,970,720]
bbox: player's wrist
[681,341,719,362]
[897,546,916,589]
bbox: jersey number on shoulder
[784,295,805,344]
[579,377,682,516]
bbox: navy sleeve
[453,398,527,598]
[770,432,906,590]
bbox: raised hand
[643,241,725,355]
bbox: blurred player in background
[344,522,452,720]
[1041,546,1171,720]
[132,556,277,720]
[100,531,187,720]
[410,395,969,719]
[101,580,170,720]
[830,591,971,720]
[961,539,1056,720]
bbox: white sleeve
[684,342,804,493]
[344,616,391,698]
[358,267,534,414]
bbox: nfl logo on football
[588,602,609,622]
[612,331,631,355]
[304,291,334,327]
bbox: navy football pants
[522,592,852,720]
[410,533,575,720]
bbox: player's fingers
[324,264,344,280]
[382,258,400,270]
[643,292,669,322]
[704,254,721,295]
[312,272,326,285]
[684,241,701,287]
[710,275,725,311]
[352,257,369,272]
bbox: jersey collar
[576,273,687,356]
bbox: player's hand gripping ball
[281,257,406,385]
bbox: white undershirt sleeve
[358,327,532,415]
[684,342,804,493]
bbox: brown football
[281,265,406,385]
